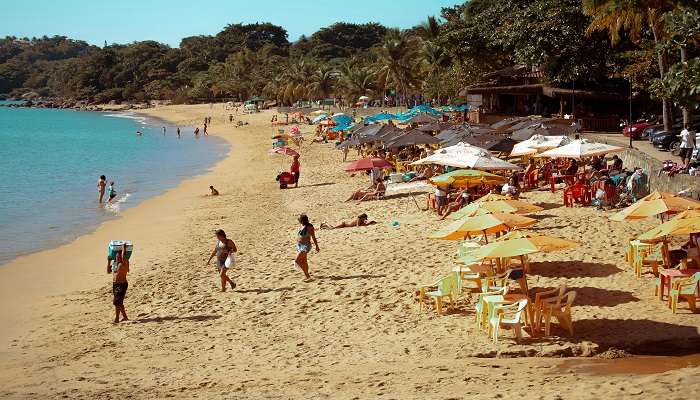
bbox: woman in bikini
[320,213,377,229]
[206,229,237,292]
[295,214,319,281]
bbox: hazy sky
[2,0,461,47]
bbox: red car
[622,119,659,139]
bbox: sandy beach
[1,104,699,399]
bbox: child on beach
[107,181,117,203]
[108,245,130,323]
[295,214,319,281]
[209,185,219,196]
[207,229,237,292]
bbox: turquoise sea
[0,102,229,265]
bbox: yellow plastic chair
[474,286,508,331]
[670,273,700,314]
[489,298,529,343]
[532,284,567,332]
[418,273,460,314]
[541,291,577,336]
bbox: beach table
[658,268,700,304]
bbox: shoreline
[0,108,228,266]
[0,104,236,346]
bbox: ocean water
[0,103,229,265]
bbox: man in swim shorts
[108,245,130,323]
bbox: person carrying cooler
[108,245,130,323]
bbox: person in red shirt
[290,155,300,188]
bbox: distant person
[610,155,623,174]
[194,127,200,136]
[290,155,300,188]
[320,214,376,229]
[203,123,208,135]
[206,229,237,292]
[176,127,181,139]
[209,185,219,196]
[680,123,696,166]
[229,114,233,123]
[108,244,130,323]
[97,175,107,203]
[107,181,117,203]
[136,130,143,136]
[295,214,319,281]
[162,126,166,136]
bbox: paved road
[585,132,677,163]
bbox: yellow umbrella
[473,193,508,203]
[609,191,700,222]
[637,214,700,243]
[464,230,579,260]
[448,199,543,220]
[429,213,537,241]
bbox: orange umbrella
[609,191,700,221]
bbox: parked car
[641,124,664,141]
[623,121,657,139]
[653,124,700,154]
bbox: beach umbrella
[461,134,517,153]
[319,119,337,126]
[490,117,530,131]
[511,124,573,142]
[336,138,360,149]
[404,113,438,125]
[332,114,353,126]
[474,193,509,202]
[609,191,700,222]
[465,230,579,259]
[386,129,441,148]
[429,169,507,188]
[448,200,544,220]
[435,127,469,142]
[365,112,396,123]
[412,143,521,171]
[539,139,624,160]
[637,213,700,242]
[268,147,299,157]
[310,110,326,116]
[312,114,328,124]
[418,122,454,133]
[359,95,371,101]
[510,135,570,157]
[344,157,393,172]
[429,213,537,241]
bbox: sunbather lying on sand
[346,179,385,202]
[320,213,377,229]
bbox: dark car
[652,118,700,154]
[642,124,665,141]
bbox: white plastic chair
[489,298,529,343]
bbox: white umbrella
[539,139,624,159]
[411,142,521,171]
[358,96,371,101]
[510,135,570,157]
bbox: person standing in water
[203,123,208,136]
[207,229,237,292]
[176,127,181,139]
[107,181,117,203]
[295,214,319,281]
[97,175,107,203]
[108,245,129,323]
[162,126,166,136]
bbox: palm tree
[308,64,336,100]
[583,0,678,130]
[421,41,450,104]
[415,16,441,42]
[375,29,421,107]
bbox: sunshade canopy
[609,191,700,221]
[637,211,700,242]
[429,169,507,188]
[448,200,543,219]
[511,124,573,142]
[386,129,441,148]
[412,142,521,170]
[510,135,570,156]
[344,157,392,172]
[465,230,578,259]
[269,147,299,157]
[539,139,624,159]
[429,213,537,240]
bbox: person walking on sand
[107,181,117,203]
[207,229,237,292]
[176,127,181,139]
[295,214,319,281]
[108,244,129,323]
[290,155,300,188]
[679,123,696,167]
[97,175,107,203]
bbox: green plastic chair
[419,272,460,314]
[670,272,700,314]
[474,286,508,331]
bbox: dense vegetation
[0,0,698,125]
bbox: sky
[1,0,461,47]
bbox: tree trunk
[680,46,691,126]
[651,21,673,131]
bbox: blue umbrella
[332,114,353,126]
[312,114,328,124]
[330,123,352,132]
[365,112,396,123]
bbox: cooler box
[108,240,133,260]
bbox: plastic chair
[541,291,577,336]
[532,284,567,332]
[418,273,460,314]
[474,286,508,330]
[489,298,529,343]
[670,272,700,314]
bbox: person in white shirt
[679,123,696,166]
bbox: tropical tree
[375,29,421,107]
